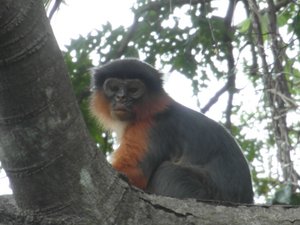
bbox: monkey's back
[142,101,253,203]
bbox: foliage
[63,34,114,153]
[61,0,300,203]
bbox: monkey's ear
[89,67,100,92]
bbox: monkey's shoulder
[153,101,224,134]
[150,101,243,158]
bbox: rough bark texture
[0,0,125,220]
[1,192,300,225]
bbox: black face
[103,78,146,121]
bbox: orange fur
[91,90,172,189]
[134,93,172,121]
[90,91,111,126]
[112,93,172,189]
[90,91,128,137]
[111,120,151,189]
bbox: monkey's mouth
[113,102,130,112]
[113,109,128,115]
[113,104,129,112]
[113,108,130,116]
[113,109,133,121]
[112,104,133,120]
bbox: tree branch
[201,84,229,113]
[136,0,210,15]
[223,0,237,129]
[109,0,210,61]
[48,0,63,21]
[1,193,300,225]
[111,17,139,60]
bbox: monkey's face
[103,78,146,121]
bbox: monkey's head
[90,59,169,126]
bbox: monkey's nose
[116,95,125,101]
[116,88,126,101]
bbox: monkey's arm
[112,160,148,189]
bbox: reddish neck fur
[133,91,171,121]
[113,92,172,189]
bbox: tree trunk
[247,0,299,191]
[0,0,124,219]
[0,0,299,224]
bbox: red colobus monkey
[90,58,253,203]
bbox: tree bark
[0,0,124,219]
[0,0,300,224]
[1,192,300,225]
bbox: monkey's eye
[128,87,138,94]
[110,85,120,92]
[103,78,122,97]
[127,80,145,99]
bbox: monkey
[90,58,254,203]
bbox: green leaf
[238,18,251,33]
[292,13,300,39]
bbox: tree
[247,0,299,200]
[0,0,300,224]
[0,0,115,219]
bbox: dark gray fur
[142,102,253,203]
